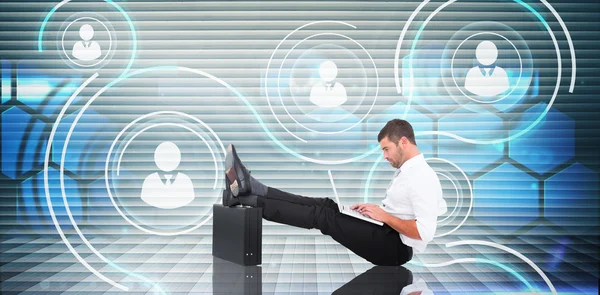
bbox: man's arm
[351,203,422,240]
[382,214,421,240]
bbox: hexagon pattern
[544,163,598,233]
[16,61,82,117]
[439,107,505,175]
[17,167,83,230]
[509,103,574,175]
[473,162,539,233]
[2,106,47,179]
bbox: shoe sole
[225,145,240,196]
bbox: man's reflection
[211,258,433,295]
[333,265,433,295]
[333,265,412,294]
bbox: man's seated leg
[224,144,336,210]
[265,187,339,211]
[223,144,411,265]
[314,206,412,266]
[256,196,411,266]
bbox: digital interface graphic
[0,1,598,294]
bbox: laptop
[328,170,384,226]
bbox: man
[223,119,447,266]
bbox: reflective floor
[211,258,416,295]
[1,232,598,295]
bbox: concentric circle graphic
[275,32,379,135]
[394,0,577,145]
[427,158,473,238]
[435,173,461,224]
[449,31,523,105]
[43,67,250,292]
[288,44,368,124]
[105,111,226,236]
[263,21,381,164]
[59,16,114,68]
[38,0,137,78]
[440,22,534,114]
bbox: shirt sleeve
[408,174,442,243]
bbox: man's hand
[351,204,422,240]
[350,203,390,223]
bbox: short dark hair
[377,119,416,145]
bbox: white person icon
[71,24,102,62]
[140,142,195,209]
[464,40,510,97]
[309,60,348,108]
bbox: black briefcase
[212,202,262,266]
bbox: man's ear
[400,136,407,145]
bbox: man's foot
[222,189,240,207]
[222,188,260,208]
[225,144,252,197]
[222,172,240,207]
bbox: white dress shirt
[381,153,447,253]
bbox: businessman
[223,119,447,266]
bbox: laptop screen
[328,170,341,204]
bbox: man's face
[380,136,404,169]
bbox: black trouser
[257,187,413,266]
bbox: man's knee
[371,246,412,266]
[397,255,412,266]
[394,247,413,266]
[315,206,338,235]
[323,197,339,211]
[371,255,409,266]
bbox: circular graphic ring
[38,0,137,78]
[61,16,113,68]
[44,73,133,292]
[396,0,565,144]
[43,67,238,292]
[106,116,224,236]
[275,32,379,136]
[450,31,523,104]
[265,20,357,143]
[435,172,460,224]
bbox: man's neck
[401,147,420,166]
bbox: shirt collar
[399,153,424,173]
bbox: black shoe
[225,144,251,197]
[222,190,240,207]
[223,180,241,207]
[223,175,258,208]
[222,189,260,208]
